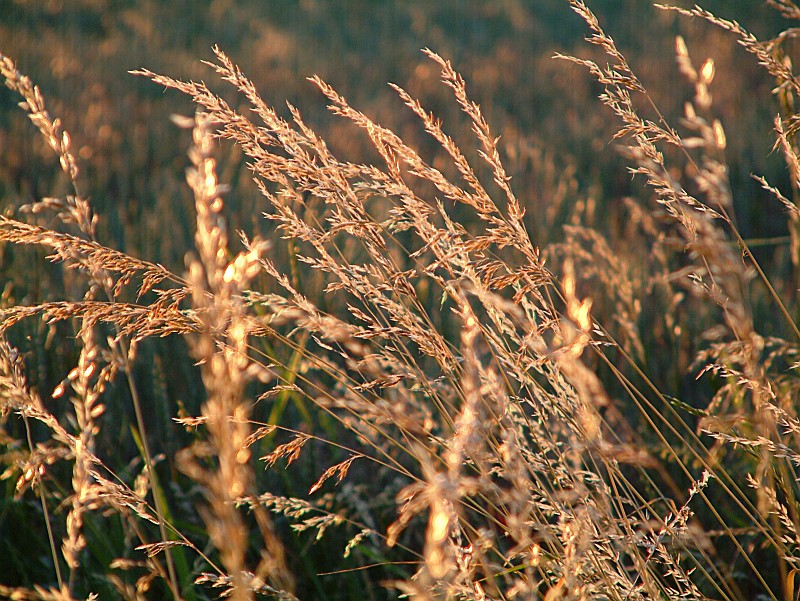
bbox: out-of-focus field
[1,0,792,265]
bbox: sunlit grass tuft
[3,2,800,600]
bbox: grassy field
[2,1,800,599]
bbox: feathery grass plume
[135,42,733,600]
[0,326,191,600]
[60,318,109,577]
[172,110,293,599]
[8,1,800,598]
[660,1,800,592]
[657,3,800,295]
[0,53,90,234]
[561,1,800,597]
[1,51,189,598]
[668,11,800,592]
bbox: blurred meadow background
[2,0,791,267]
[3,1,800,599]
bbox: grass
[3,1,800,599]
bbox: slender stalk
[23,414,63,590]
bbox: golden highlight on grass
[3,2,800,600]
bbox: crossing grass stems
[3,1,800,599]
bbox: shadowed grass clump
[3,1,800,600]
